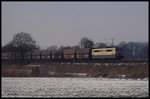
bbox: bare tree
[118,41,127,48]
[143,44,148,60]
[118,41,148,61]
[118,41,130,60]
[58,45,72,51]
[79,37,94,48]
[72,45,80,49]
[47,45,58,51]
[2,42,17,52]
[8,32,40,60]
[94,43,108,48]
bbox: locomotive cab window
[106,50,112,52]
[94,50,105,52]
[94,50,100,52]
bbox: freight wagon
[32,51,41,60]
[24,52,32,60]
[52,51,63,60]
[76,48,91,60]
[15,52,22,60]
[41,50,52,60]
[63,49,76,60]
[2,53,8,60]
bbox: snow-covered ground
[2,77,149,98]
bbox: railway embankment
[2,61,148,79]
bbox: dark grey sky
[2,2,148,49]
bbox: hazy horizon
[2,2,148,49]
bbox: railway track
[2,59,148,64]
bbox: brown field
[1,61,149,78]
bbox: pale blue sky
[2,2,148,49]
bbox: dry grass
[2,61,148,78]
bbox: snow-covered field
[2,77,149,98]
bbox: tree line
[2,32,148,61]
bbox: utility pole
[111,38,114,47]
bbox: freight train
[2,47,124,61]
